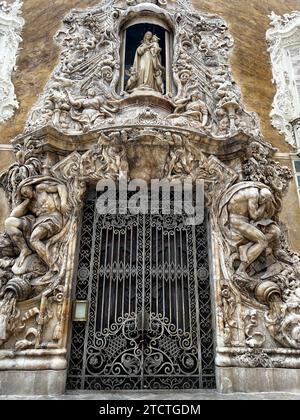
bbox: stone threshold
[1,390,300,400]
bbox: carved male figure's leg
[265,223,293,263]
[231,216,268,274]
[5,217,32,267]
[29,225,49,267]
[29,213,62,268]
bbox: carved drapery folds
[0,0,24,123]
[0,0,300,373]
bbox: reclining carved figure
[5,176,68,273]
[0,176,69,342]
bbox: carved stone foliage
[232,350,283,368]
[267,11,300,149]
[0,0,24,123]
[242,140,293,210]
[243,310,265,349]
[0,136,45,206]
[25,0,258,140]
[219,283,237,346]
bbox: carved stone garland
[0,0,300,383]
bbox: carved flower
[221,285,231,299]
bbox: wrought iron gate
[67,190,215,390]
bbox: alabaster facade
[0,0,300,395]
[0,0,24,123]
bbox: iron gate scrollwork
[67,190,215,390]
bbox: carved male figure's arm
[248,196,266,222]
[57,184,68,214]
[66,91,82,109]
[10,199,31,218]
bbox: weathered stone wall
[0,0,299,249]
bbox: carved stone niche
[1,0,300,396]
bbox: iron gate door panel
[67,191,215,390]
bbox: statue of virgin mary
[126,31,164,93]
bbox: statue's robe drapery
[132,42,161,92]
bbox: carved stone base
[216,366,300,393]
[0,370,66,395]
[0,349,67,395]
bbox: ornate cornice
[12,124,253,161]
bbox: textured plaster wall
[0,0,299,248]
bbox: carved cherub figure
[45,84,71,128]
[67,88,118,130]
[126,67,139,92]
[150,34,161,57]
[167,92,209,127]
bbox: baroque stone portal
[0,0,299,394]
